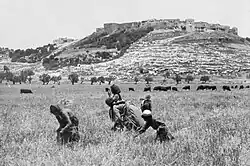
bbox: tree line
[0,65,34,84]
[0,65,211,85]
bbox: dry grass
[0,83,250,166]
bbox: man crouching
[134,110,174,143]
[50,104,80,145]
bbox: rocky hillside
[62,30,250,79]
[1,19,250,80]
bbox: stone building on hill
[98,18,238,36]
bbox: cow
[210,85,217,91]
[20,89,33,94]
[235,85,238,89]
[222,86,231,91]
[129,88,135,91]
[161,86,171,91]
[165,86,172,91]
[144,87,151,92]
[245,85,250,88]
[239,85,244,90]
[105,88,110,92]
[182,85,190,91]
[153,86,162,91]
[205,85,210,90]
[196,85,205,91]
[172,87,178,91]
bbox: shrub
[90,77,97,85]
[185,75,194,83]
[200,76,210,83]
[145,76,153,84]
[39,74,51,85]
[97,76,105,85]
[68,73,79,85]
[134,76,139,84]
[105,76,115,85]
[173,74,182,84]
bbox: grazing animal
[129,88,135,91]
[20,89,33,94]
[153,86,171,91]
[222,86,231,91]
[105,88,110,92]
[182,85,190,91]
[144,87,151,92]
[196,85,205,91]
[210,85,217,91]
[235,85,238,89]
[245,85,250,88]
[153,86,162,91]
[165,86,172,91]
[160,86,171,91]
[172,87,178,91]
[239,85,244,90]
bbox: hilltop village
[96,18,238,36]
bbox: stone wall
[99,18,238,35]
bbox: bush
[185,75,194,83]
[68,73,79,85]
[134,76,139,84]
[90,77,98,85]
[105,76,115,85]
[200,76,210,83]
[9,44,57,63]
[20,69,35,83]
[97,76,105,85]
[39,74,51,85]
[173,74,182,84]
[51,76,61,84]
[145,76,153,84]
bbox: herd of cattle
[19,84,250,94]
[142,84,250,92]
[103,84,250,93]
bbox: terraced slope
[74,30,250,79]
[1,29,250,81]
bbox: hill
[71,30,250,79]
[1,18,250,80]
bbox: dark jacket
[138,118,165,134]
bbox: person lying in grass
[50,104,80,145]
[134,110,174,143]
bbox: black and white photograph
[0,0,250,165]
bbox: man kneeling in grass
[50,104,80,145]
[134,110,174,143]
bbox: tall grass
[0,83,250,165]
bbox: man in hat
[140,94,152,113]
[50,104,80,145]
[134,110,174,142]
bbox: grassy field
[0,82,250,166]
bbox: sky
[0,0,249,49]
